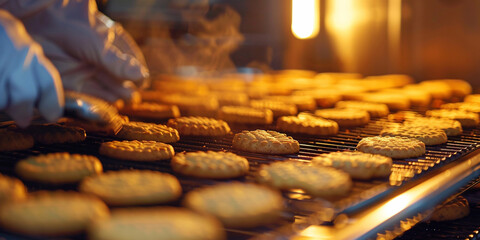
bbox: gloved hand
[1,0,150,103]
[0,10,64,127]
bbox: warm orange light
[327,0,355,32]
[291,0,320,39]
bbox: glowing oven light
[291,0,320,39]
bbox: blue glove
[1,0,150,103]
[0,10,64,127]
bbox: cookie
[232,130,299,154]
[141,92,219,117]
[167,116,231,136]
[335,101,389,118]
[416,81,453,99]
[292,89,342,108]
[426,79,472,98]
[429,196,470,222]
[314,108,370,127]
[0,129,34,151]
[15,152,103,184]
[404,117,463,136]
[256,161,352,198]
[441,102,480,114]
[362,92,410,111]
[183,182,283,228]
[12,123,86,145]
[426,109,479,127]
[99,140,174,161]
[276,114,338,136]
[0,174,27,203]
[250,99,298,118]
[380,124,448,145]
[387,111,423,122]
[118,102,180,119]
[217,106,273,125]
[0,191,109,237]
[212,91,249,106]
[79,170,182,206]
[116,121,179,143]
[311,151,392,180]
[265,95,317,111]
[171,151,249,179]
[61,114,129,136]
[356,136,426,159]
[88,207,225,240]
[464,94,480,103]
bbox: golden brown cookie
[404,117,463,137]
[314,108,370,127]
[441,102,480,114]
[357,136,426,159]
[250,99,298,118]
[292,89,342,108]
[0,174,27,203]
[426,79,472,98]
[276,114,338,136]
[335,101,389,118]
[141,92,219,117]
[0,191,109,237]
[183,182,283,228]
[362,92,410,111]
[79,170,182,206]
[256,161,352,198]
[429,196,470,222]
[118,102,180,119]
[9,123,86,145]
[171,151,249,179]
[232,130,299,154]
[311,151,392,180]
[167,116,231,136]
[212,91,249,106]
[0,128,34,151]
[380,125,448,145]
[426,109,479,127]
[217,106,273,125]
[464,94,480,103]
[116,121,179,143]
[100,140,174,161]
[264,95,317,111]
[88,207,225,240]
[15,152,103,184]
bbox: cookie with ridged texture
[335,101,389,118]
[167,116,231,136]
[256,161,352,198]
[100,140,174,161]
[380,125,447,145]
[428,196,470,222]
[0,174,27,203]
[0,191,109,237]
[426,109,479,127]
[18,123,86,144]
[88,207,225,240]
[404,117,463,136]
[356,136,426,159]
[276,115,338,136]
[0,129,34,151]
[218,106,273,125]
[265,95,317,111]
[441,102,480,114]
[183,182,283,228]
[311,151,392,180]
[464,94,480,103]
[361,92,410,111]
[118,102,180,119]
[232,130,299,154]
[171,151,249,179]
[15,152,102,184]
[314,108,370,127]
[250,99,298,118]
[116,121,179,143]
[79,170,181,206]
